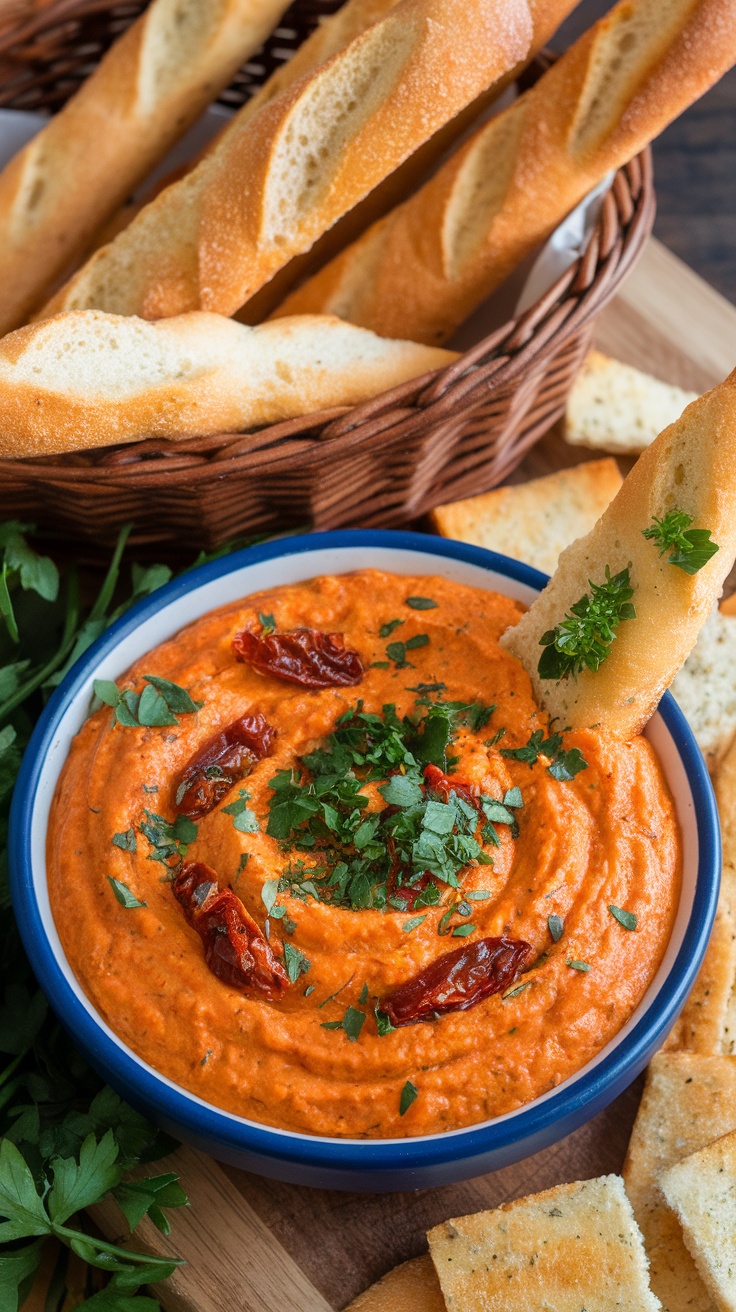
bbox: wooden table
[18,236,735,1312]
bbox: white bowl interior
[29,544,701,1146]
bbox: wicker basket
[0,0,655,550]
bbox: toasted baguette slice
[623,1053,736,1312]
[40,0,534,321]
[500,369,736,738]
[660,1129,736,1312]
[670,607,736,772]
[0,0,294,335]
[346,1256,445,1312]
[430,458,622,576]
[428,1176,659,1312]
[277,0,736,344]
[565,352,700,456]
[0,311,455,458]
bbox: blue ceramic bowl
[9,530,719,1192]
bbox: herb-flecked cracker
[670,608,736,773]
[623,1053,736,1312]
[717,739,736,1055]
[664,864,736,1055]
[501,371,736,738]
[346,1255,445,1312]
[427,1175,659,1311]
[660,1128,736,1312]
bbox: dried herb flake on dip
[48,571,679,1138]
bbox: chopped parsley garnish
[402,915,427,932]
[140,810,197,865]
[94,674,202,728]
[112,828,136,852]
[399,1080,418,1115]
[548,914,564,942]
[108,877,146,909]
[221,788,258,832]
[358,983,369,1005]
[609,905,637,931]
[282,943,311,984]
[642,509,719,575]
[452,923,475,937]
[258,612,276,634]
[405,597,438,610]
[537,566,636,680]
[567,959,591,972]
[386,640,410,668]
[267,702,512,915]
[502,729,587,780]
[380,619,404,638]
[321,1005,366,1042]
[375,1005,396,1036]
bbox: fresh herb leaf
[282,943,311,984]
[405,597,438,610]
[358,983,369,1005]
[221,788,258,832]
[538,566,636,680]
[405,633,429,650]
[548,914,564,942]
[107,879,146,910]
[547,747,588,781]
[642,508,719,575]
[93,675,201,728]
[501,728,562,766]
[567,959,591,972]
[258,612,276,635]
[321,1005,366,1042]
[379,619,404,638]
[503,787,523,809]
[452,923,475,937]
[386,640,409,668]
[402,915,427,933]
[140,675,202,716]
[374,1006,396,1036]
[609,905,637,931]
[378,774,424,808]
[399,1080,418,1115]
[112,829,137,853]
[503,981,532,1000]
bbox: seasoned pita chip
[501,369,736,737]
[427,1175,659,1311]
[623,1053,736,1311]
[346,1256,445,1312]
[664,865,736,1055]
[430,459,622,577]
[660,1129,736,1312]
[565,351,698,457]
[670,609,736,773]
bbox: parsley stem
[90,523,133,624]
[52,1223,185,1267]
[0,1051,23,1089]
[0,569,81,720]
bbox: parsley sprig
[642,508,719,575]
[501,729,588,781]
[538,567,636,680]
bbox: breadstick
[500,367,736,738]
[277,0,736,344]
[0,0,293,335]
[39,0,534,321]
[0,311,456,457]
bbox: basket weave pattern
[0,0,655,549]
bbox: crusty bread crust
[40,0,534,321]
[500,367,736,738]
[0,0,293,335]
[0,311,455,458]
[345,1256,445,1312]
[278,0,736,344]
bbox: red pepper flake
[381,936,531,1027]
[174,711,276,819]
[232,625,363,689]
[173,861,289,1000]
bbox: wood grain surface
[71,236,736,1312]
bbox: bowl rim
[9,528,720,1171]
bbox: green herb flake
[283,942,311,984]
[452,923,476,937]
[567,959,591,972]
[548,914,564,942]
[503,787,523,808]
[399,1080,418,1115]
[358,983,369,1005]
[642,508,719,575]
[503,981,532,1000]
[305,985,316,997]
[108,877,146,909]
[538,566,636,681]
[402,915,427,933]
[112,828,137,853]
[375,1005,396,1036]
[258,612,276,635]
[379,619,404,638]
[609,904,638,931]
[405,597,438,610]
[405,633,429,651]
[370,660,391,669]
[222,788,259,833]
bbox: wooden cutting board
[26,237,736,1312]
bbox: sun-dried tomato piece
[173,861,289,1000]
[174,712,276,819]
[381,936,531,1026]
[423,763,480,811]
[233,625,363,689]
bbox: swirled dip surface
[48,571,680,1138]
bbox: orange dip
[47,571,680,1138]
